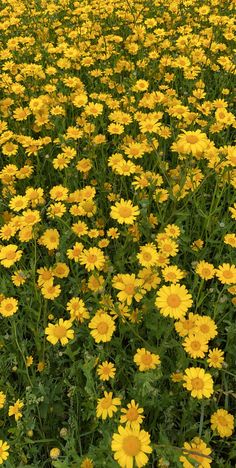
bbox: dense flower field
[0,0,235,466]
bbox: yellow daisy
[111,199,140,225]
[111,425,152,468]
[96,391,121,420]
[88,312,115,343]
[155,284,193,319]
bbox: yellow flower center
[101,396,112,409]
[118,206,132,218]
[5,303,14,312]
[126,407,139,421]
[167,294,181,308]
[97,321,109,334]
[142,252,152,261]
[222,270,233,279]
[53,325,67,338]
[5,251,16,260]
[191,377,204,390]
[218,416,227,426]
[87,254,97,263]
[191,340,201,351]
[202,268,211,276]
[186,135,199,144]
[122,435,141,456]
[124,284,135,295]
[199,324,209,333]
[141,354,152,365]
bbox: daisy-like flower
[0,244,22,268]
[112,273,145,305]
[194,316,217,341]
[111,425,152,468]
[8,399,24,421]
[155,284,193,319]
[134,348,160,372]
[183,334,209,359]
[66,297,89,322]
[174,130,209,157]
[45,319,74,345]
[179,437,212,468]
[0,440,10,465]
[0,297,18,317]
[39,228,60,250]
[162,265,185,284]
[96,391,121,420]
[97,361,116,381]
[183,367,214,399]
[88,312,115,343]
[175,313,200,337]
[137,244,159,267]
[41,281,61,300]
[80,458,94,468]
[79,247,105,271]
[207,348,224,369]
[195,261,215,280]
[215,263,236,284]
[210,409,234,437]
[120,400,144,428]
[110,199,140,225]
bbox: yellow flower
[137,244,159,267]
[155,284,193,319]
[111,425,152,467]
[0,440,10,465]
[183,367,214,399]
[175,313,200,337]
[179,437,212,468]
[0,244,22,268]
[183,334,209,359]
[162,265,185,284]
[112,273,145,305]
[207,348,224,369]
[41,281,61,300]
[96,391,121,419]
[97,361,116,381]
[194,316,217,341]
[79,247,105,271]
[45,319,74,345]
[111,199,140,225]
[66,297,89,322]
[134,348,160,372]
[210,409,234,437]
[49,448,61,459]
[195,261,215,280]
[8,399,24,421]
[89,312,115,343]
[215,263,236,284]
[0,392,6,409]
[120,400,144,428]
[80,458,94,468]
[0,297,18,317]
[174,130,209,157]
[39,228,60,250]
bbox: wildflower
[79,247,105,271]
[120,400,144,428]
[50,448,61,460]
[111,425,152,467]
[66,298,89,322]
[89,312,115,343]
[96,391,121,419]
[0,244,22,268]
[97,361,116,381]
[112,274,145,305]
[45,319,74,345]
[207,348,224,369]
[194,316,217,341]
[210,409,234,437]
[183,334,209,359]
[137,244,159,267]
[195,261,215,280]
[215,263,236,284]
[0,392,6,409]
[0,297,18,317]
[0,440,10,465]
[155,284,193,319]
[80,458,94,468]
[180,437,212,468]
[8,399,24,421]
[134,348,160,372]
[111,199,140,225]
[183,367,214,399]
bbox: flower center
[223,270,233,279]
[199,324,209,333]
[5,303,14,312]
[53,325,67,338]
[141,354,152,365]
[101,396,112,409]
[186,135,199,144]
[167,294,181,308]
[87,254,97,263]
[5,251,16,260]
[218,416,227,426]
[143,252,152,261]
[122,435,141,456]
[124,284,135,295]
[126,407,139,421]
[191,377,204,390]
[191,340,201,350]
[97,321,109,334]
[119,207,132,218]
